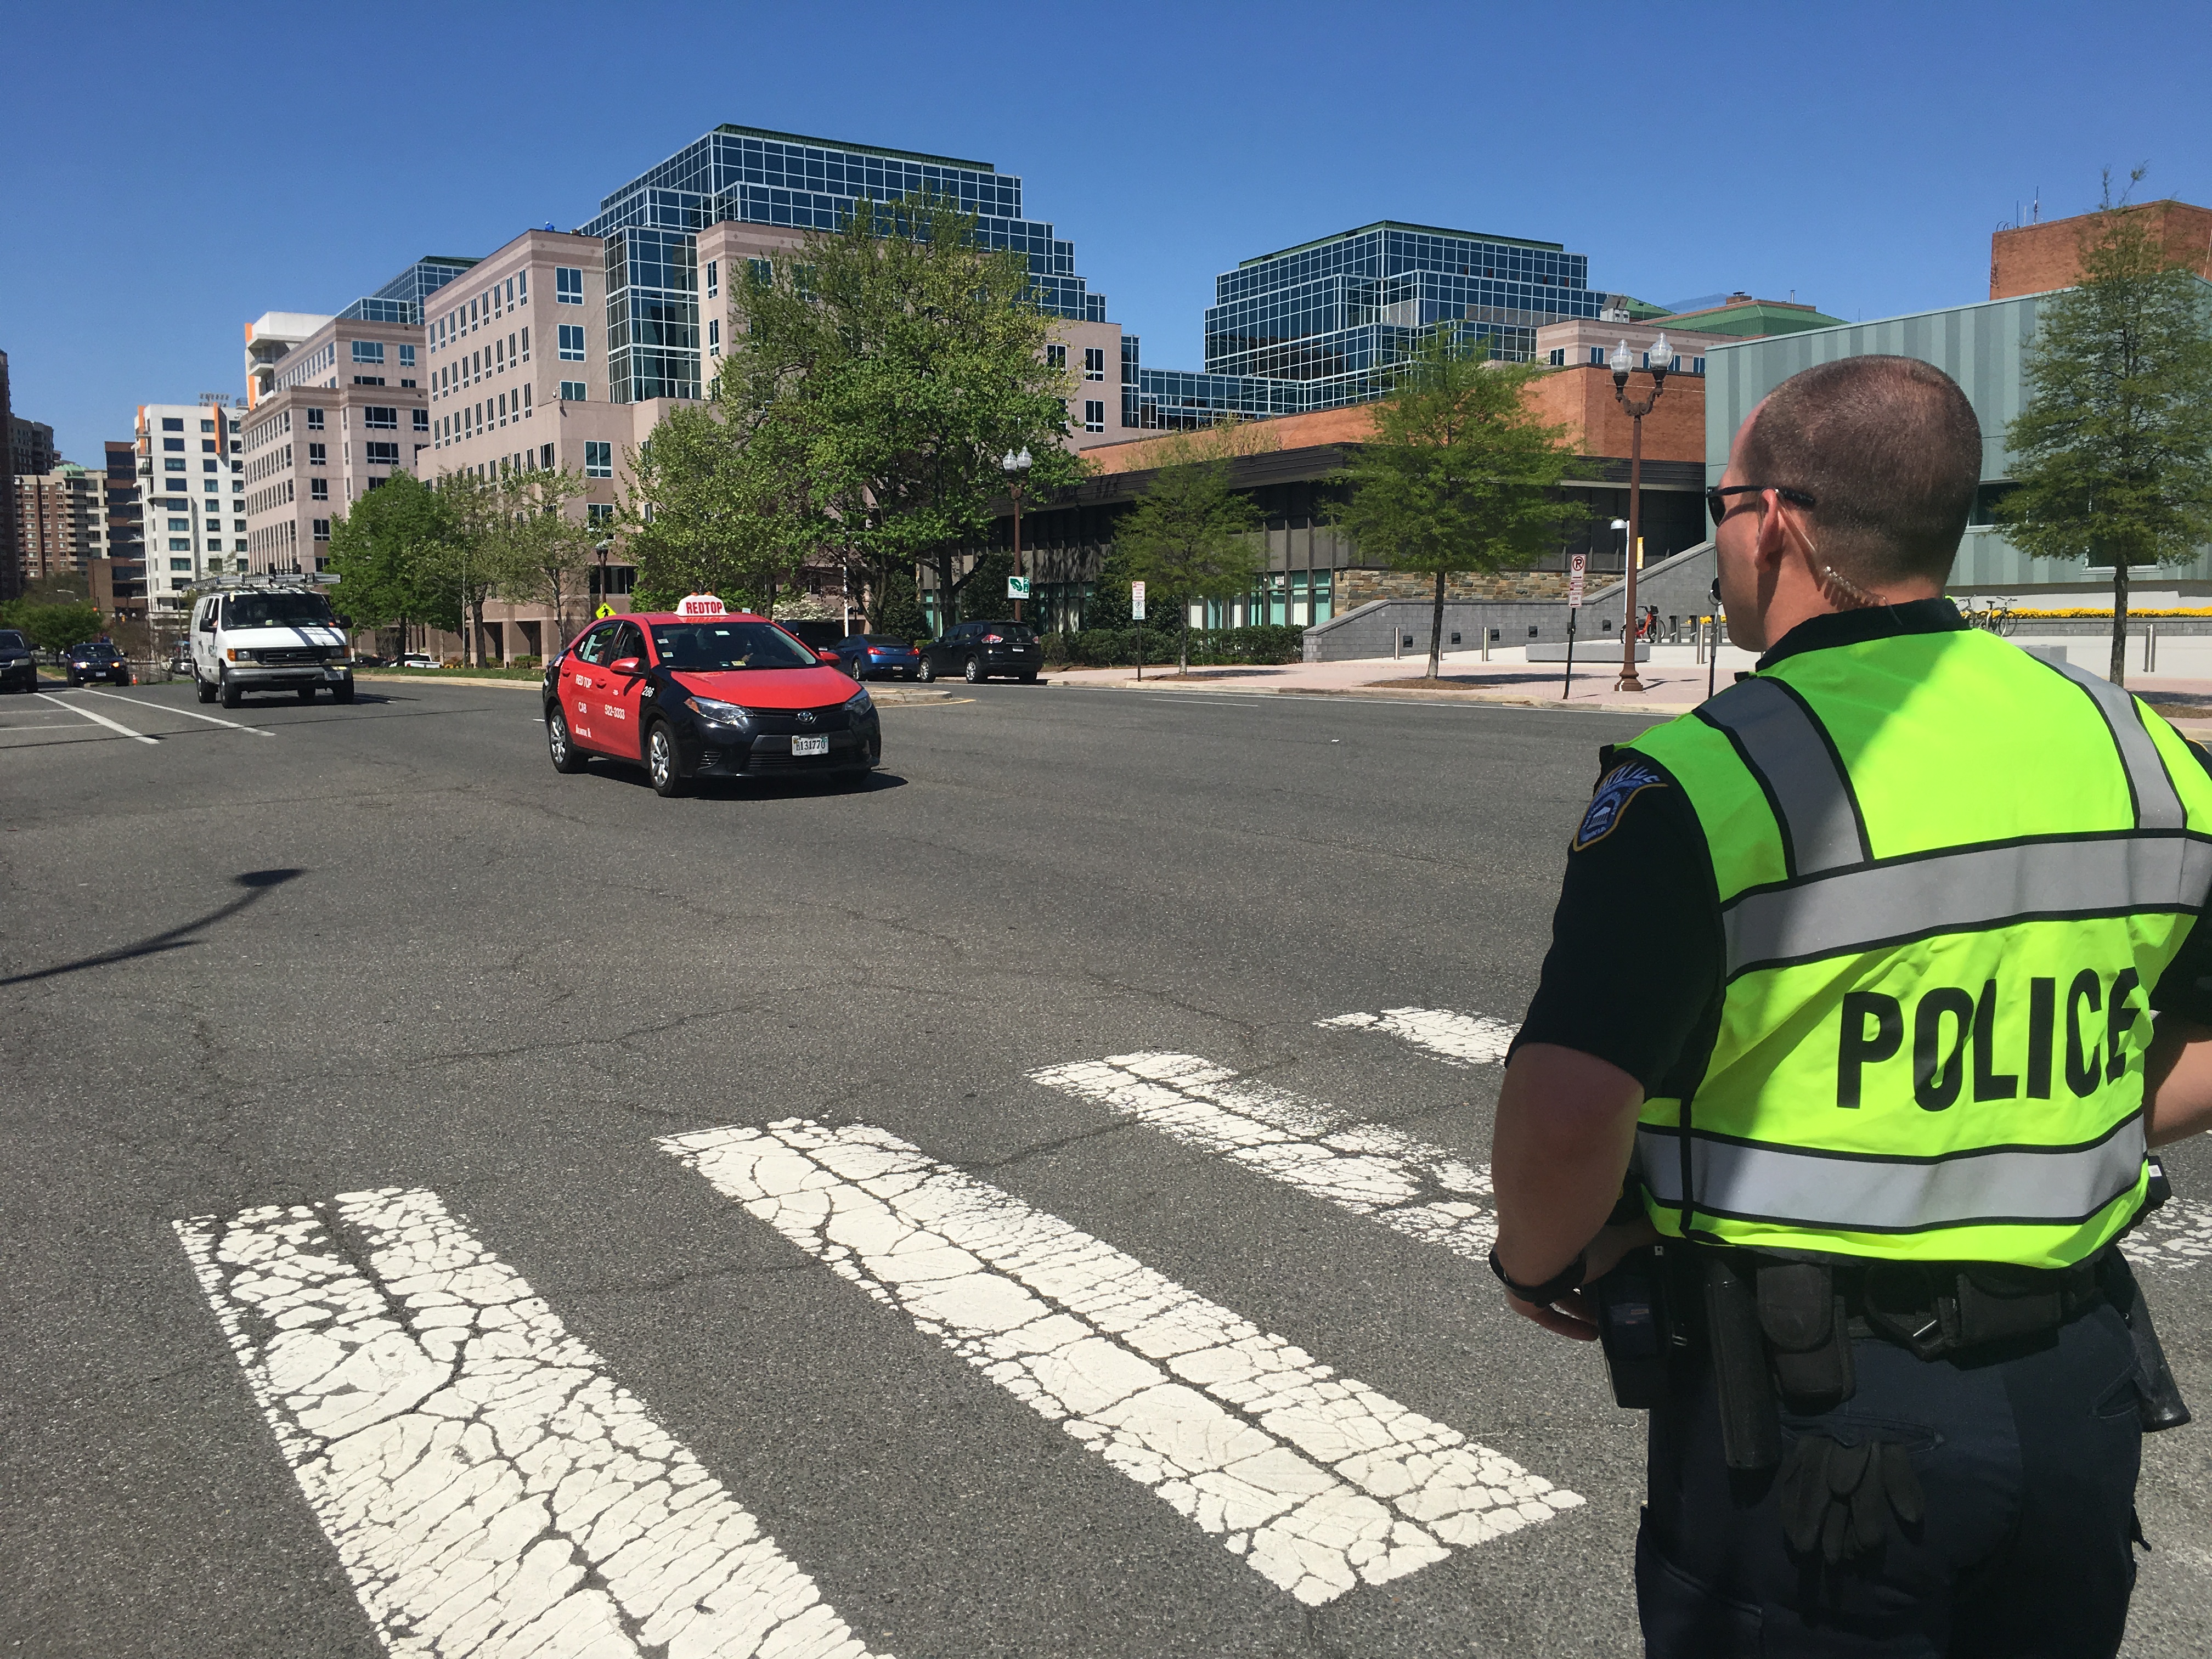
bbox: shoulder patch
[1573,759,1667,851]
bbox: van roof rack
[206,572,341,590]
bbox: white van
[189,576,354,707]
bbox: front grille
[258,649,325,666]
[748,704,852,735]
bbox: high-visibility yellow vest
[1621,627,2212,1267]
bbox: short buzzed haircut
[1737,356,1982,587]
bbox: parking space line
[35,692,157,745]
[72,688,275,737]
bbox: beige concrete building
[14,462,108,582]
[134,401,245,619]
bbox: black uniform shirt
[1513,599,2212,1091]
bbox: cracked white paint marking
[2124,1198,2212,1272]
[1316,1007,1519,1068]
[176,1188,884,1659]
[1029,1052,1499,1259]
[663,1120,1579,1607]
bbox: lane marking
[664,1120,1578,1607]
[73,687,275,736]
[1030,1052,1498,1259]
[35,691,157,745]
[177,1187,886,1659]
[1317,1007,1519,1068]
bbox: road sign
[1130,580,1147,621]
[676,593,726,617]
[1007,575,1031,599]
[1567,554,1587,610]
[595,603,616,619]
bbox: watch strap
[1489,1245,1587,1307]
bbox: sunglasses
[1707,483,1817,523]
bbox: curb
[867,686,957,704]
[356,673,541,689]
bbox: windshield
[224,594,336,629]
[0,631,25,651]
[650,622,821,671]
[72,643,120,658]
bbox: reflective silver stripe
[1701,678,1866,873]
[1639,1119,2146,1233]
[2044,657,2184,830]
[1724,833,2212,975]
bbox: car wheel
[298,686,317,704]
[547,708,586,773]
[646,720,687,797]
[333,682,356,705]
[220,674,242,710]
[917,655,936,683]
[196,674,217,705]
[964,656,984,684]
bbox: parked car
[167,641,194,678]
[776,619,847,653]
[917,619,1042,684]
[543,601,879,797]
[65,640,132,686]
[1,629,37,693]
[398,653,439,669]
[834,634,921,680]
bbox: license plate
[792,735,829,757]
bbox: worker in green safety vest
[1489,354,2212,1658]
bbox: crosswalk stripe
[1316,1007,1518,1067]
[2124,1198,2212,1272]
[176,1187,885,1659]
[663,1120,1579,1608]
[1028,1052,1498,1259]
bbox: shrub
[1041,623,1304,668]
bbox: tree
[0,601,101,651]
[1327,326,1581,680]
[425,470,507,666]
[871,564,929,641]
[621,402,825,614]
[326,472,455,657]
[720,191,1086,630]
[488,469,601,653]
[1997,169,2212,685]
[1113,419,1278,673]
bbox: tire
[645,720,687,797]
[220,674,242,710]
[333,682,356,705]
[916,655,936,684]
[298,686,318,703]
[546,708,587,773]
[964,656,984,684]
[196,674,217,705]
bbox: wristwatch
[1489,1245,1587,1307]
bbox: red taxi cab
[543,596,881,796]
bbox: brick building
[1991,199,2212,299]
[14,464,109,583]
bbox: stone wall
[1336,568,1572,608]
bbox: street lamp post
[1609,334,1671,693]
[1002,448,1032,624]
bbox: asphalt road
[3,676,2209,1659]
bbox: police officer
[1489,354,2212,1657]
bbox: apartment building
[0,349,15,601]
[11,414,58,478]
[14,463,107,582]
[135,401,246,617]
[245,311,334,410]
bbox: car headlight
[844,687,873,719]
[685,695,754,730]
[228,648,255,663]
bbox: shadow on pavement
[1,868,305,987]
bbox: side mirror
[198,615,216,633]
[817,649,840,663]
[608,656,642,676]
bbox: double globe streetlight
[1608,332,1671,693]
[1002,447,1033,624]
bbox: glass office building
[1132,221,1604,427]
[338,256,479,325]
[578,125,1114,405]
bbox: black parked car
[834,634,921,680]
[0,630,36,693]
[917,620,1042,684]
[776,619,847,653]
[65,640,132,686]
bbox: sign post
[1563,554,1587,701]
[1130,581,1147,682]
[1707,577,1722,702]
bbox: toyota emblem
[795,711,817,727]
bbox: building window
[163,438,184,452]
[313,519,330,539]
[161,417,183,431]
[413,408,430,431]
[584,442,612,478]
[311,478,329,500]
[705,259,718,298]
[558,324,586,362]
[516,269,527,303]
[556,267,584,304]
[308,442,326,464]
[399,345,416,368]
[168,517,190,531]
[587,503,614,525]
[522,385,533,415]
[202,459,218,472]
[707,318,720,348]
[1084,347,1106,381]
[748,257,772,286]
[202,419,216,432]
[1047,343,1066,371]
[351,341,385,364]
[306,408,325,430]
[1548,348,1566,366]
[561,381,586,402]
[1084,400,1106,433]
[365,442,400,465]
[520,326,530,360]
[363,406,398,430]
[202,438,217,452]
[234,539,249,552]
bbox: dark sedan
[835,634,921,680]
[65,641,132,686]
[917,620,1042,684]
[0,630,36,693]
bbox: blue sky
[6,0,2209,462]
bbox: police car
[543,595,881,797]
